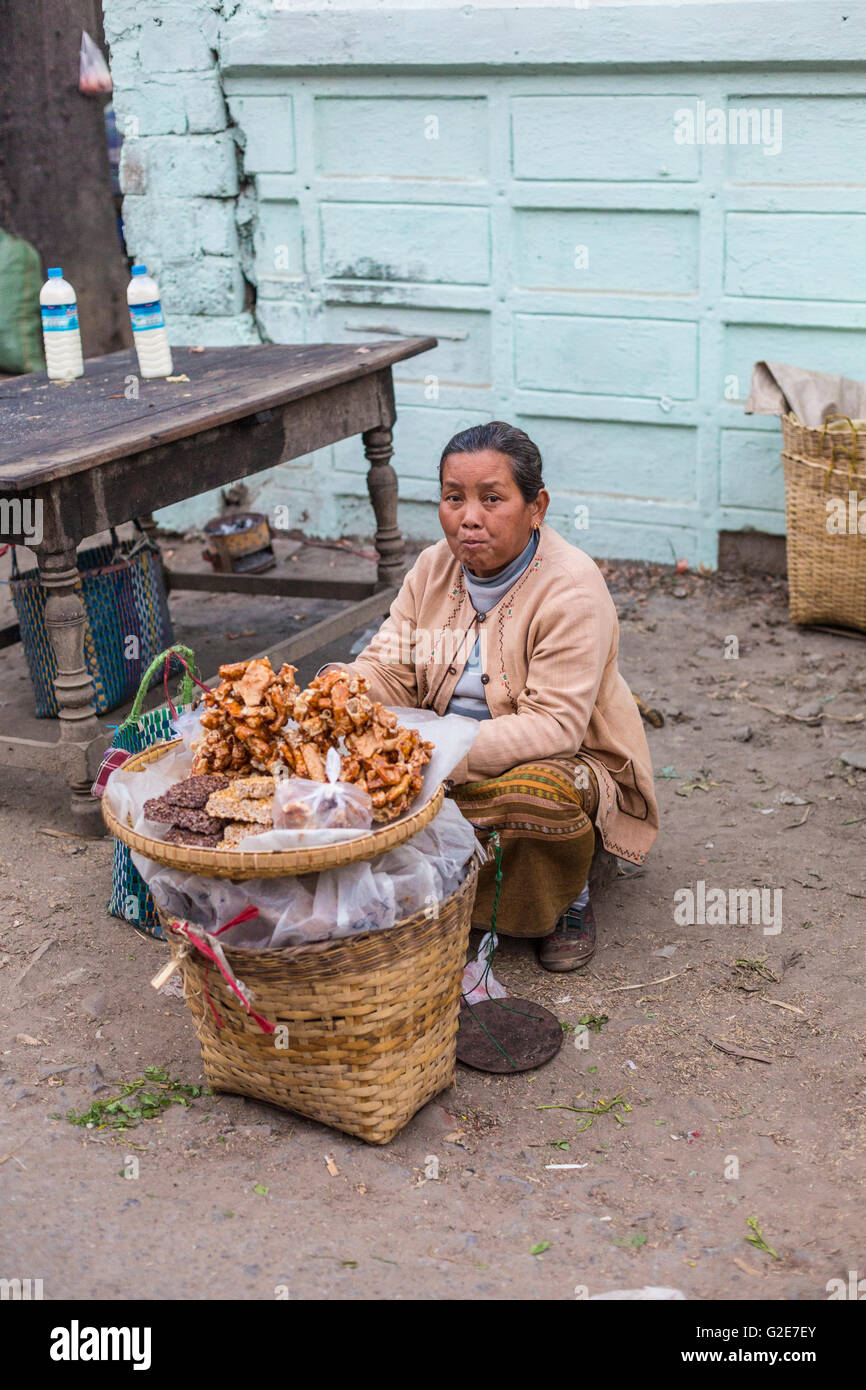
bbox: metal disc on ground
[456,997,563,1072]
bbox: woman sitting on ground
[334,421,658,973]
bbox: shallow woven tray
[103,739,445,879]
[160,858,479,1144]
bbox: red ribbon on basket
[163,650,212,719]
[169,907,275,1035]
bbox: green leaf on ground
[578,1013,609,1033]
[65,1066,208,1132]
[537,1094,632,1132]
[745,1217,779,1260]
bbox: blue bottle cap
[47,267,63,278]
[131,265,147,276]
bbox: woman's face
[438,449,549,577]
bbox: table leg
[137,511,170,594]
[37,544,105,824]
[363,424,406,587]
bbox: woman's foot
[538,899,597,972]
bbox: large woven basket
[10,528,172,718]
[103,739,445,878]
[160,859,479,1145]
[781,429,866,631]
[781,411,866,466]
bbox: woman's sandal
[538,900,597,973]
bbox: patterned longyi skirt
[448,755,599,938]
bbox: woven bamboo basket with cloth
[779,413,866,632]
[158,859,479,1145]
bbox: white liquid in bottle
[127,265,173,378]
[39,268,84,380]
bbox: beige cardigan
[345,522,659,864]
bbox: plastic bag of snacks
[273,746,372,831]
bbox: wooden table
[0,339,436,825]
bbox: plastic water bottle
[39,268,84,380]
[127,265,173,378]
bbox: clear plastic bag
[273,746,372,831]
[131,797,481,950]
[372,843,439,922]
[461,931,507,1004]
[79,31,113,95]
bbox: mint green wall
[102,1,866,565]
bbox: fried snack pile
[191,660,433,824]
[192,658,301,777]
[306,669,433,823]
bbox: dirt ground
[1,532,864,1302]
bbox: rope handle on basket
[118,645,204,730]
[163,908,275,1035]
[820,414,859,490]
[7,534,39,579]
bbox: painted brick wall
[102,1,866,566]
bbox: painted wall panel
[319,305,493,388]
[314,97,489,180]
[724,96,866,185]
[725,213,866,301]
[545,514,700,566]
[719,427,785,510]
[319,202,491,284]
[519,415,698,502]
[725,323,866,396]
[516,314,699,400]
[511,96,701,182]
[514,209,700,294]
[253,200,304,286]
[226,95,295,172]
